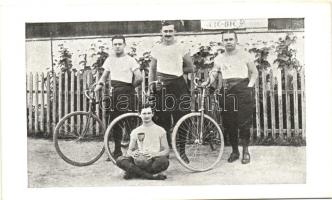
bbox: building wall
[26,30,304,73]
[26,18,304,38]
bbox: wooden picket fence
[191,67,306,144]
[26,68,305,144]
[253,68,306,141]
[27,71,105,137]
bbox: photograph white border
[1,1,332,199]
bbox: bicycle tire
[172,112,224,172]
[54,111,105,166]
[104,113,142,164]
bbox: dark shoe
[106,151,123,161]
[180,153,190,164]
[123,172,137,180]
[112,151,123,160]
[151,173,167,180]
[127,165,155,180]
[227,152,240,163]
[241,152,250,164]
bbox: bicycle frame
[79,89,100,139]
[199,87,206,143]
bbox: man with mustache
[202,30,258,164]
[148,21,196,164]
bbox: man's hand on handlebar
[155,81,162,92]
[94,83,104,92]
[201,79,211,87]
[194,77,210,88]
[84,89,96,101]
[149,80,163,93]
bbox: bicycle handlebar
[84,90,95,101]
[141,80,164,103]
[193,77,209,88]
[84,83,98,101]
[148,80,163,88]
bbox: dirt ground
[27,138,306,187]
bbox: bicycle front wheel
[104,113,142,164]
[172,112,224,172]
[54,111,105,166]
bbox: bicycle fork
[198,88,216,151]
[77,103,93,141]
[197,88,206,145]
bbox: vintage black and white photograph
[25,18,306,187]
[2,1,332,199]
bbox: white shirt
[150,42,188,76]
[102,54,139,83]
[130,124,166,154]
[212,49,251,79]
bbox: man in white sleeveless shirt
[116,106,170,180]
[94,35,142,160]
[149,21,195,163]
[203,30,258,164]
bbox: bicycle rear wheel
[54,111,105,166]
[104,113,142,164]
[172,112,224,172]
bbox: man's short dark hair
[112,35,126,44]
[161,20,175,27]
[139,103,155,114]
[221,30,238,41]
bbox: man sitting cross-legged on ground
[116,106,170,180]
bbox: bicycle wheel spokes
[104,113,142,164]
[54,112,105,166]
[172,113,224,172]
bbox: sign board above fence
[201,19,268,30]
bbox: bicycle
[53,67,153,166]
[53,86,105,166]
[171,77,224,172]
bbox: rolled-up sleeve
[102,57,111,71]
[130,58,140,72]
[210,56,221,75]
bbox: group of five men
[94,21,258,180]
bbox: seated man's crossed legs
[116,156,169,180]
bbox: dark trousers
[116,156,169,176]
[154,76,191,145]
[220,78,254,148]
[107,81,137,153]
